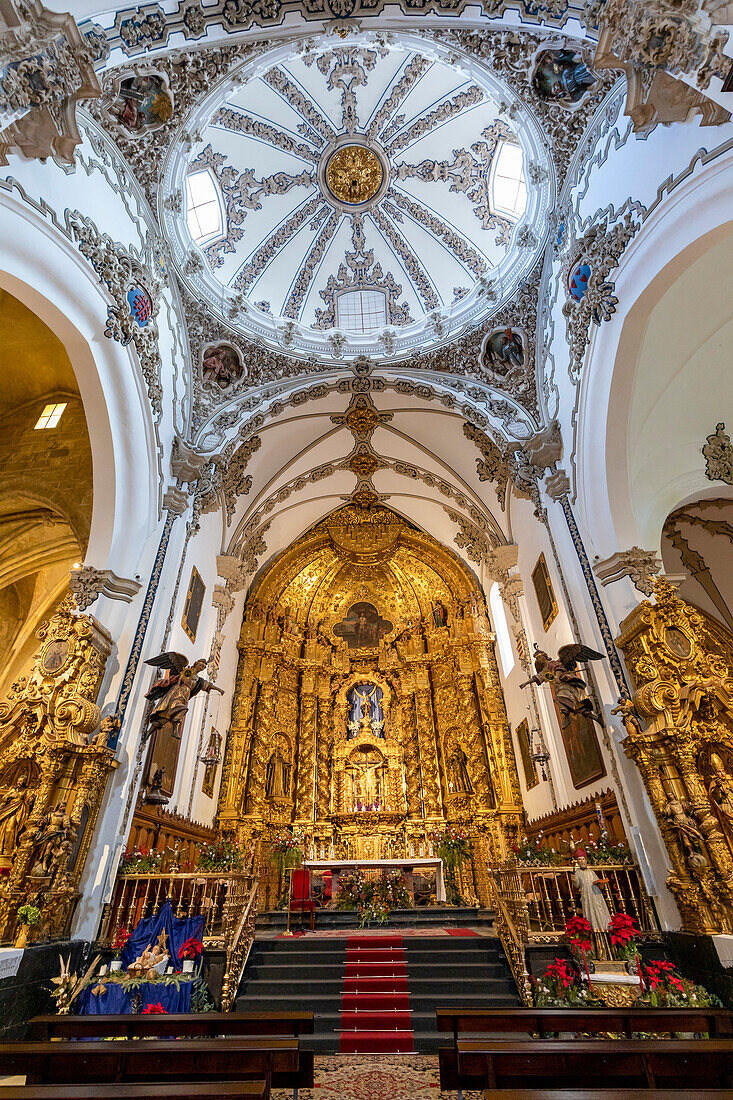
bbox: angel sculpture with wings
[520,643,604,728]
[143,652,223,742]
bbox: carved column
[294,675,317,822]
[315,688,334,821]
[454,673,493,807]
[396,690,421,819]
[247,673,277,816]
[414,686,442,817]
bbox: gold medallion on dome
[325,145,383,204]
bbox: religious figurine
[611,698,644,739]
[520,643,604,728]
[532,49,596,105]
[0,775,33,869]
[29,800,75,879]
[432,600,449,629]
[706,753,733,838]
[89,712,120,749]
[663,794,708,869]
[572,847,611,930]
[448,745,473,794]
[266,750,291,800]
[128,931,169,978]
[143,653,224,742]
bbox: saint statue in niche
[703,748,733,846]
[266,749,291,800]
[333,602,393,649]
[112,73,173,134]
[532,49,596,105]
[347,683,385,739]
[0,774,33,869]
[448,745,473,795]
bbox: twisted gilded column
[414,687,442,817]
[455,673,493,807]
[397,687,422,818]
[247,674,277,815]
[294,679,317,821]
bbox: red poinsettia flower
[608,912,639,947]
[178,936,203,960]
[110,927,131,952]
[565,915,593,953]
[141,1002,168,1014]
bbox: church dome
[161,30,553,363]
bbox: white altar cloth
[303,857,446,903]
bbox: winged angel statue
[143,652,223,742]
[520,643,605,728]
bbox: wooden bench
[437,1006,733,1091]
[0,1037,310,1092]
[0,1084,267,1100]
[443,1092,733,1099]
[455,1038,733,1092]
[27,1012,314,1042]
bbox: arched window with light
[490,140,527,220]
[489,581,516,677]
[185,168,225,245]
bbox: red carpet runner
[339,933,414,1053]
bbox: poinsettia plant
[110,927,131,959]
[141,1002,168,1014]
[608,912,639,960]
[511,834,563,866]
[178,936,203,961]
[565,915,593,955]
[640,960,721,1008]
[533,958,601,1007]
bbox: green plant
[17,904,41,926]
[358,900,390,927]
[511,835,564,865]
[271,830,303,875]
[431,826,471,870]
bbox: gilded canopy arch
[217,505,522,907]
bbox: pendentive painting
[333,602,393,649]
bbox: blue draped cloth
[121,901,204,971]
[75,977,193,1016]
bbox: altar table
[304,858,446,903]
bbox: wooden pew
[27,1011,314,1042]
[0,1037,305,1092]
[449,1092,733,1099]
[437,1006,733,1090]
[455,1038,733,1092]
[0,1085,267,1100]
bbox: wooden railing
[490,861,660,1000]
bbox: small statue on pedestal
[572,847,612,930]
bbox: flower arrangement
[119,845,163,875]
[533,958,601,1007]
[512,834,563,866]
[579,834,632,865]
[17,904,41,927]
[608,912,639,960]
[431,826,471,870]
[335,869,410,926]
[110,927,131,959]
[640,960,721,1008]
[196,838,243,872]
[178,936,203,961]
[271,830,304,875]
[564,915,593,955]
[141,1002,168,1014]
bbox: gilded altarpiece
[217,506,523,910]
[616,579,733,934]
[0,597,118,943]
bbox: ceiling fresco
[161,32,553,363]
